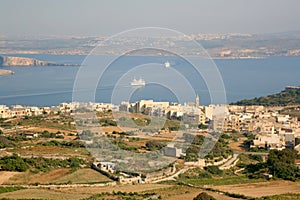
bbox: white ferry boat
[130,78,145,87]
[164,61,171,68]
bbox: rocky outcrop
[0,55,63,66]
[0,69,14,76]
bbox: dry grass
[4,168,112,185]
[0,188,89,200]
[213,180,300,198]
[0,184,173,200]
[0,182,241,200]
[58,184,236,200]
[4,169,70,185]
[53,168,112,184]
[146,185,237,200]
[101,126,122,133]
[6,145,90,158]
[59,183,172,195]
[0,171,21,184]
[3,171,33,185]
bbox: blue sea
[0,54,300,106]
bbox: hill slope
[231,86,300,106]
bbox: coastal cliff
[0,55,63,66]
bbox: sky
[0,0,300,36]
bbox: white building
[252,132,285,150]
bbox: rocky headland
[0,69,14,76]
[0,55,69,66]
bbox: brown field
[59,183,172,194]
[4,169,70,185]
[228,136,247,152]
[164,191,236,200]
[152,131,178,141]
[6,145,90,158]
[101,126,122,133]
[3,168,112,185]
[0,184,240,200]
[213,180,300,198]
[0,188,90,200]
[24,126,76,135]
[0,184,173,200]
[53,168,112,184]
[149,185,237,200]
[0,171,21,184]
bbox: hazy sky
[1,0,299,36]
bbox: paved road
[220,153,239,168]
[234,151,269,156]
[152,167,194,183]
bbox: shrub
[146,140,166,151]
[193,192,216,200]
[204,165,222,175]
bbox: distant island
[1,32,300,57]
[0,55,74,67]
[231,86,300,106]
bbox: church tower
[195,94,200,107]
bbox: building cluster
[1,95,300,152]
[119,95,207,125]
[0,102,117,118]
[226,105,300,151]
[0,104,49,118]
[122,100,300,151]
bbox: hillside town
[1,94,300,154]
[1,92,300,199]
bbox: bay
[0,54,299,106]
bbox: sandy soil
[213,180,300,198]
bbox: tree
[0,154,29,172]
[193,192,216,200]
[267,149,300,181]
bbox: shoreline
[1,53,298,59]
